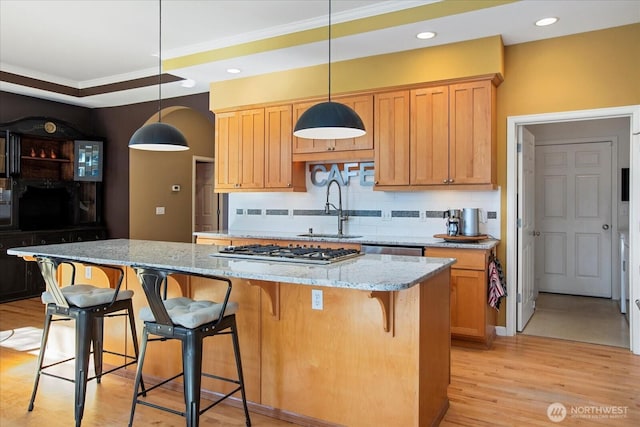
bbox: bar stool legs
[28,299,142,427]
[128,316,251,427]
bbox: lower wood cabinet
[425,246,496,348]
[0,227,107,302]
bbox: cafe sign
[310,162,375,187]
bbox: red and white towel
[488,257,506,310]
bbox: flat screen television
[74,140,103,182]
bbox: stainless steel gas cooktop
[211,244,362,265]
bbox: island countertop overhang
[7,238,455,292]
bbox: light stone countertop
[194,230,500,250]
[7,239,456,292]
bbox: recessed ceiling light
[416,31,436,40]
[180,79,196,88]
[535,17,558,27]
[226,68,241,74]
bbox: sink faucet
[325,178,348,236]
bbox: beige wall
[129,107,214,242]
[493,23,640,325]
[210,35,504,111]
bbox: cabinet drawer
[425,247,488,270]
[196,237,232,246]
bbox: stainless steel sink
[297,233,362,239]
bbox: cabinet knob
[443,179,448,184]
[287,183,291,187]
[374,181,379,185]
[41,240,46,244]
[449,178,454,183]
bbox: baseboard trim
[496,326,508,336]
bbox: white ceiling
[1,0,638,109]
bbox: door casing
[506,105,640,355]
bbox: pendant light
[129,0,189,151]
[293,0,366,140]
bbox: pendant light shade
[129,0,189,152]
[293,101,365,139]
[129,122,189,151]
[293,0,366,140]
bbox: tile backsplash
[228,169,501,239]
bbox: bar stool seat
[42,284,134,307]
[128,269,251,427]
[29,258,143,427]
[138,296,238,328]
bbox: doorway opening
[192,156,226,240]
[506,105,640,355]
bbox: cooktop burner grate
[211,244,362,264]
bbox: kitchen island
[8,239,455,427]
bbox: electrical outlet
[84,266,92,279]
[419,211,427,222]
[155,206,165,215]
[381,211,392,221]
[311,289,323,310]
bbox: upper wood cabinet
[215,106,305,193]
[410,85,450,185]
[375,77,498,190]
[374,90,410,186]
[265,105,305,190]
[292,94,374,162]
[448,80,496,186]
[215,74,499,193]
[215,108,264,191]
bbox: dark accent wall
[92,93,213,238]
[0,90,214,238]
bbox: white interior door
[517,127,537,331]
[535,142,612,297]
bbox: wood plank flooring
[1,298,639,426]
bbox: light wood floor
[1,298,639,426]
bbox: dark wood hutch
[0,117,106,302]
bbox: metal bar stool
[28,257,144,427]
[128,268,251,427]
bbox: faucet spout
[325,179,347,235]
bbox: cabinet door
[292,95,373,154]
[410,86,449,185]
[238,108,265,189]
[449,80,495,185]
[215,111,241,190]
[292,101,332,154]
[332,94,374,152]
[450,268,486,338]
[215,109,265,191]
[374,91,410,186]
[265,105,293,189]
[0,235,32,302]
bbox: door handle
[602,224,610,230]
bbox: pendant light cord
[328,0,332,102]
[158,0,163,122]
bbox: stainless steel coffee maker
[444,209,462,236]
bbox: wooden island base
[126,267,451,427]
[11,240,453,427]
